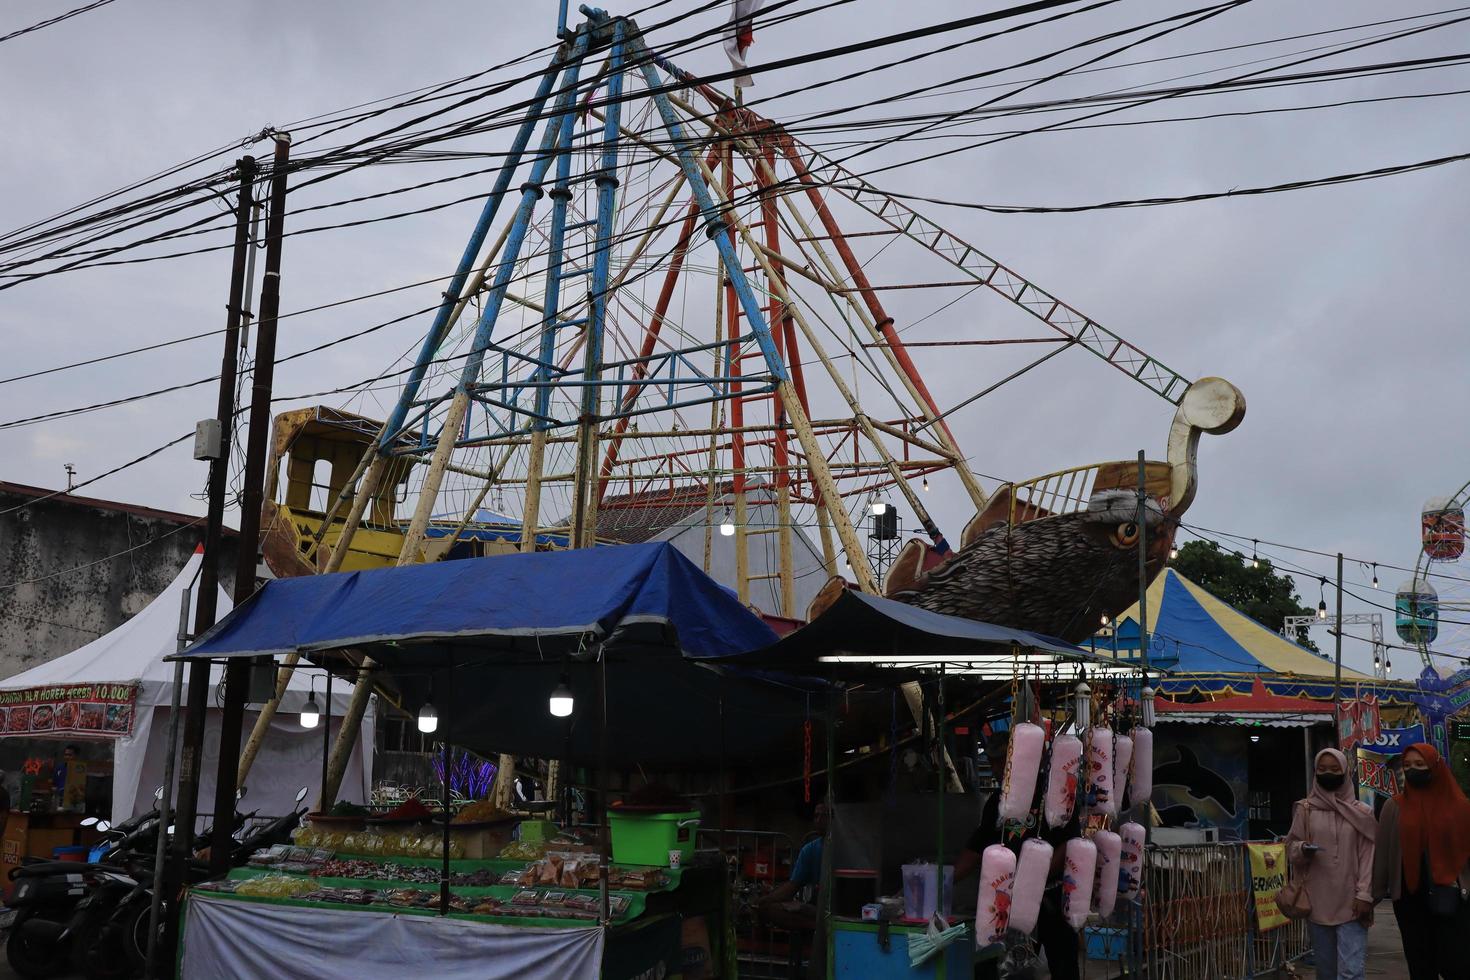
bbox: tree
[1169,540,1319,652]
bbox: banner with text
[0,683,137,738]
[1247,843,1290,933]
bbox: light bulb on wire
[1168,544,1178,561]
[718,510,735,537]
[1251,539,1259,569]
[1372,564,1379,589]
[1317,577,1328,620]
[548,676,574,718]
[922,477,929,493]
[299,684,319,730]
[417,701,438,734]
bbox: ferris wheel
[1398,485,1470,670]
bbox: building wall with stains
[0,483,237,680]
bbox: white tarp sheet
[182,895,605,979]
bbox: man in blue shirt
[760,802,829,924]
[760,802,828,977]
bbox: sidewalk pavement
[1295,911,1410,980]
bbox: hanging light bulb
[417,701,439,734]
[719,510,735,537]
[1074,680,1092,732]
[1141,683,1155,727]
[1169,544,1178,561]
[1100,613,1111,627]
[548,675,574,718]
[922,477,930,493]
[1251,539,1259,569]
[870,499,888,516]
[1372,564,1379,589]
[299,681,320,730]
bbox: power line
[0,0,118,45]
[835,149,1470,214]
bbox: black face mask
[1405,768,1432,788]
[1316,773,1345,791]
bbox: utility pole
[165,152,255,956]
[209,132,291,873]
[1333,551,1344,745]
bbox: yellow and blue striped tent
[1097,569,1413,702]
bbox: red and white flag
[724,0,764,88]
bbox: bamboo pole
[520,430,549,553]
[817,503,837,578]
[776,486,796,616]
[734,489,750,605]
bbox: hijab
[1305,748,1377,843]
[1396,742,1470,892]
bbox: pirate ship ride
[252,7,1247,647]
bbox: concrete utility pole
[208,132,291,873]
[165,151,256,960]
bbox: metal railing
[1136,841,1310,980]
[1005,460,1172,528]
[695,827,800,980]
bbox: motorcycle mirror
[154,786,164,801]
[295,787,309,804]
[81,817,99,827]
[96,821,111,833]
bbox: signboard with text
[0,683,137,738]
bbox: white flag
[724,0,764,88]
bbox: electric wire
[0,0,118,45]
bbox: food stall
[713,589,1157,979]
[172,542,816,979]
[0,549,371,891]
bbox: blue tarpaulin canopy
[179,544,805,767]
[183,541,774,665]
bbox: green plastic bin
[607,809,700,866]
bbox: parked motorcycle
[71,786,311,980]
[3,791,165,979]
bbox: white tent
[0,549,372,824]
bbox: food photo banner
[0,683,138,737]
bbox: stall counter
[829,916,983,979]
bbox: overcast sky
[3,0,1468,680]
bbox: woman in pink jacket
[1284,748,1378,980]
